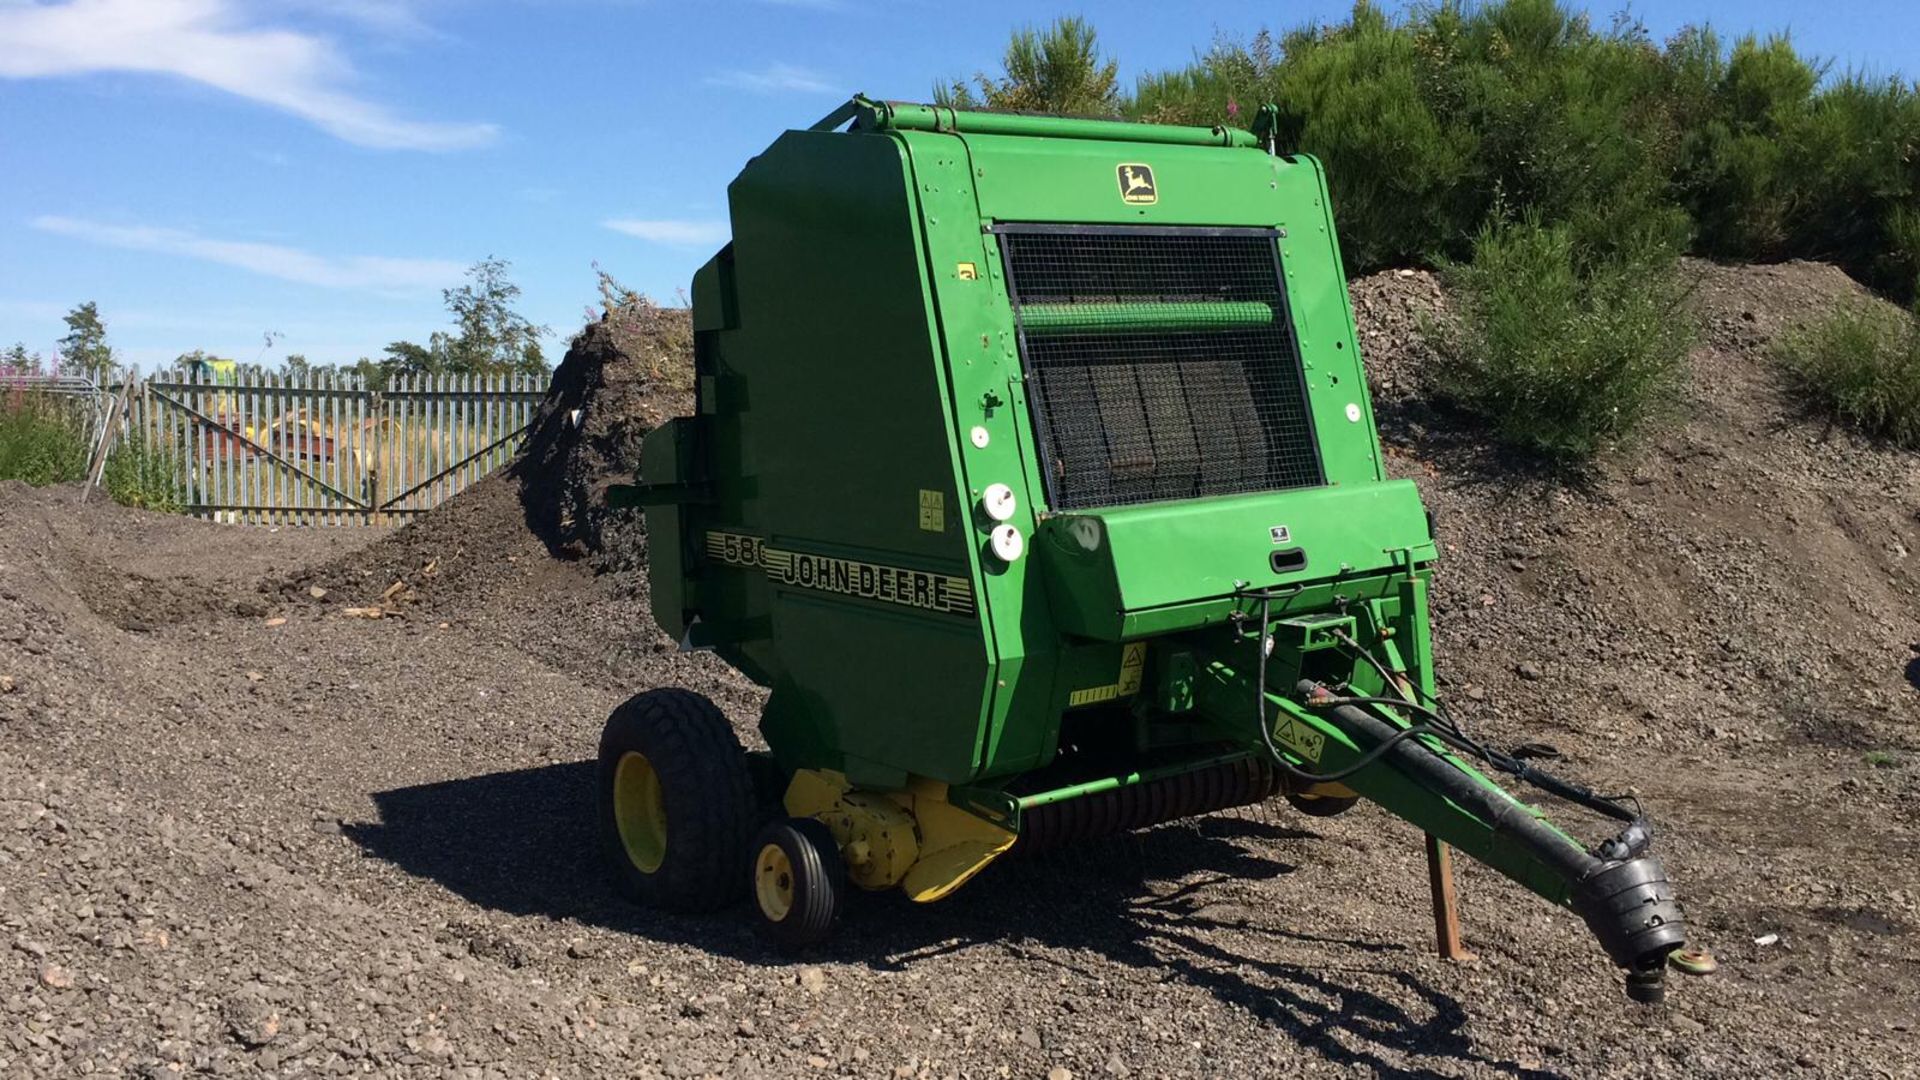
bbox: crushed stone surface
[3,273,1918,1078]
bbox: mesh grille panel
[998,226,1323,511]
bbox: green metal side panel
[703,129,995,787]
[897,130,1064,779]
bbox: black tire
[597,688,756,913]
[749,817,844,951]
[1286,790,1361,818]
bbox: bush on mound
[1774,302,1920,448]
[1427,216,1695,462]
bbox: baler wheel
[1285,791,1361,818]
[749,818,845,950]
[597,688,756,912]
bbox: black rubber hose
[1311,693,1640,826]
[1300,681,1689,988]
[1301,683,1599,885]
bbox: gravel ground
[3,264,1917,1078]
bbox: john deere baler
[600,97,1690,1002]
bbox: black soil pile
[1353,258,1920,753]
[513,305,693,573]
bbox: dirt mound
[1689,258,1880,352]
[1350,258,1920,748]
[283,306,703,687]
[0,481,358,731]
[1349,266,1447,403]
[514,308,692,573]
[299,307,691,598]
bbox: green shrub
[0,390,90,485]
[102,430,186,513]
[1119,3,1920,297]
[938,16,1122,115]
[1429,217,1694,460]
[1773,302,1920,447]
[1130,3,1693,275]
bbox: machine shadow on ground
[349,762,1559,1079]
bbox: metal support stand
[1426,833,1475,961]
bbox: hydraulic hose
[1298,682,1689,1000]
[1319,695,1642,824]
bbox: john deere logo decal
[704,530,976,618]
[1117,163,1157,204]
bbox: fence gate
[126,368,548,525]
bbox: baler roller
[1017,300,1281,336]
[1013,754,1283,855]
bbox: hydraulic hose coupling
[1571,855,1689,1004]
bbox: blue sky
[2,0,1915,372]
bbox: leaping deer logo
[1117,163,1157,204]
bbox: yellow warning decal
[1272,714,1326,764]
[705,530,975,618]
[917,489,945,533]
[1068,642,1147,707]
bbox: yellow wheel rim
[754,842,795,922]
[612,751,667,873]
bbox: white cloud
[603,218,730,247]
[31,215,465,292]
[273,0,438,39]
[0,0,496,150]
[706,62,839,96]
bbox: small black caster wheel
[749,817,845,950]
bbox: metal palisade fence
[122,367,548,525]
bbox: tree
[379,258,550,384]
[938,16,1122,116]
[3,343,39,374]
[349,357,386,387]
[380,340,436,380]
[442,257,547,377]
[58,302,115,382]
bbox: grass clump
[1772,303,1920,448]
[1429,217,1694,461]
[0,390,90,486]
[1,380,186,511]
[103,430,185,513]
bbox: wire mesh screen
[998,225,1323,511]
